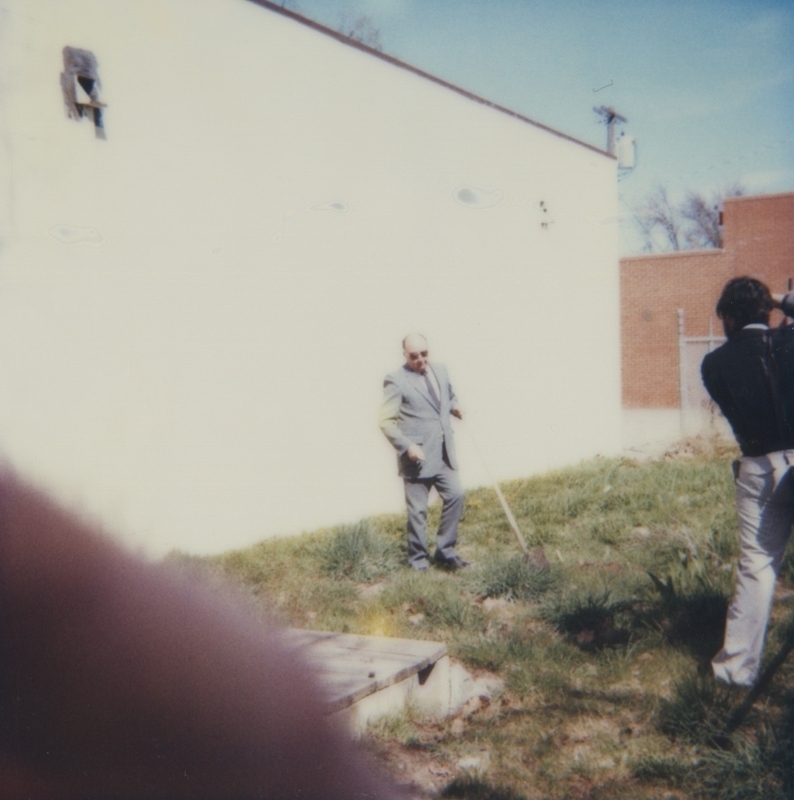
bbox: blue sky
[289,0,793,239]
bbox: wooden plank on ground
[284,629,447,712]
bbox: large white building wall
[0,0,621,555]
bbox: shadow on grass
[651,632,794,798]
[440,775,528,800]
[539,590,634,650]
[647,571,728,661]
[657,673,738,746]
[644,711,794,800]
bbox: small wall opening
[61,46,106,139]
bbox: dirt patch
[661,435,736,461]
[365,732,455,798]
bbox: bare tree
[337,11,384,51]
[680,184,745,249]
[635,186,683,252]
[633,184,745,253]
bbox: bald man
[379,334,467,571]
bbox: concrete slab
[284,629,457,734]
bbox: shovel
[461,419,548,569]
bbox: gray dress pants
[404,462,464,568]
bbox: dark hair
[716,277,773,331]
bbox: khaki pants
[712,450,794,686]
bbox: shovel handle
[460,419,531,555]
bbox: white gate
[677,309,726,436]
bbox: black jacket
[701,295,794,457]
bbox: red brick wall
[620,192,794,408]
[723,193,794,290]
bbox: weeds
[380,571,482,632]
[540,590,619,635]
[468,553,556,601]
[192,443,794,800]
[367,707,426,748]
[657,673,738,745]
[688,729,790,800]
[457,629,551,677]
[315,520,403,582]
[630,754,689,786]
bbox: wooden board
[284,630,447,712]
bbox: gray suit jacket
[379,363,459,479]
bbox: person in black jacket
[701,277,794,686]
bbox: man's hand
[406,444,425,463]
[451,408,463,420]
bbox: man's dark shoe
[434,555,469,571]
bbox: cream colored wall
[0,0,621,555]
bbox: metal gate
[677,309,726,435]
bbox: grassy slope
[170,439,794,800]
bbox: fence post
[678,309,686,437]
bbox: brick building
[621,192,794,410]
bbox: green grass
[466,553,557,601]
[168,436,794,800]
[315,519,403,581]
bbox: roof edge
[724,191,794,205]
[246,0,613,160]
[621,248,725,263]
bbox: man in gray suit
[379,333,468,571]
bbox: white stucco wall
[0,0,621,555]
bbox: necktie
[423,371,440,410]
